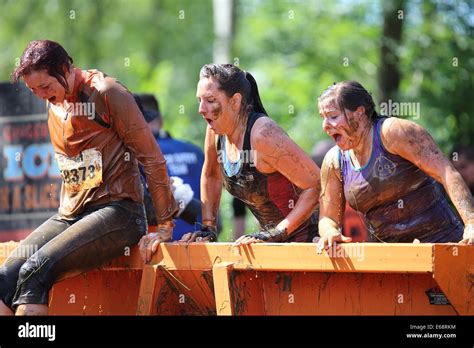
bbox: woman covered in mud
[180,63,321,245]
[0,40,177,316]
[316,80,474,251]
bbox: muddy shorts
[0,199,146,310]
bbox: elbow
[201,168,222,188]
[303,179,321,206]
[202,162,222,181]
[306,167,322,198]
[313,177,322,199]
[202,170,219,184]
[296,187,320,216]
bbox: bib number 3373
[56,148,103,193]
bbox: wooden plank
[154,243,434,273]
[1,242,435,273]
[212,262,234,315]
[136,264,161,315]
[4,241,470,316]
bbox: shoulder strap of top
[216,134,222,152]
[337,146,343,170]
[243,112,266,151]
[373,117,388,150]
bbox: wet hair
[12,40,74,92]
[318,80,380,122]
[138,93,161,116]
[199,63,268,116]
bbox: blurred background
[0,0,472,241]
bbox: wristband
[196,225,218,242]
[249,226,287,242]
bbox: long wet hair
[199,63,268,117]
[318,81,380,122]
[12,40,74,92]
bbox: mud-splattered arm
[252,119,321,235]
[382,117,474,243]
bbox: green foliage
[233,0,381,153]
[2,0,470,151]
[0,0,213,146]
[232,0,473,155]
[400,0,474,152]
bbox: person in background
[135,94,206,241]
[311,139,368,242]
[317,80,473,252]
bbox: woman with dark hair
[0,40,177,315]
[317,80,473,252]
[179,63,320,245]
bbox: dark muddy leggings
[0,199,147,311]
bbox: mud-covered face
[23,69,67,106]
[196,77,240,135]
[319,97,366,150]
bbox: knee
[10,256,52,310]
[0,260,26,306]
[0,265,17,289]
[17,254,52,287]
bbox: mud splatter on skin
[451,175,474,222]
[319,148,345,223]
[210,102,222,119]
[403,124,440,160]
[256,120,320,232]
[401,121,474,224]
[339,123,358,148]
[260,122,295,165]
[259,122,319,179]
[319,98,369,151]
[260,120,288,138]
[348,116,360,134]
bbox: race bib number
[56,148,103,193]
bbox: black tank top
[217,112,318,242]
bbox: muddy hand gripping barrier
[0,242,472,315]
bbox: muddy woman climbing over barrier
[316,80,474,251]
[0,40,177,316]
[179,63,321,246]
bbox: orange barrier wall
[0,242,472,315]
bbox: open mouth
[204,117,213,126]
[48,96,56,103]
[330,133,342,143]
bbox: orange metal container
[1,242,472,315]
